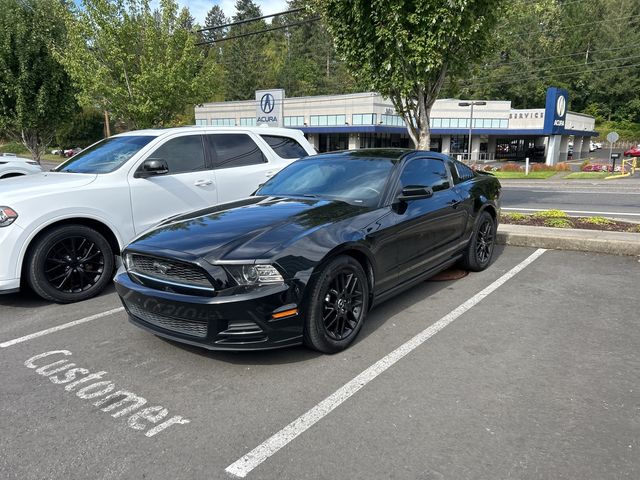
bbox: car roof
[304,149,451,163]
[114,126,304,138]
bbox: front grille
[126,302,208,338]
[129,254,211,288]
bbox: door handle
[194,179,213,187]
[448,199,461,208]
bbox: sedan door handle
[194,179,213,187]
[448,199,461,208]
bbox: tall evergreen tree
[222,0,267,100]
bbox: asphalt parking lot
[1,246,638,480]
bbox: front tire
[303,255,369,354]
[461,211,496,272]
[26,225,114,303]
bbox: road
[500,178,640,221]
[1,246,639,480]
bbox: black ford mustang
[114,149,501,353]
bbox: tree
[57,0,223,129]
[203,5,229,43]
[0,0,76,161]
[222,0,268,100]
[316,0,504,149]
[277,0,359,97]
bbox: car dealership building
[195,87,596,165]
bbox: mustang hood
[0,172,97,203]
[132,196,365,261]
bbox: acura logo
[556,95,566,118]
[260,93,275,114]
[152,261,171,275]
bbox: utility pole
[104,111,111,138]
[458,101,486,163]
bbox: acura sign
[256,89,284,127]
[544,86,569,134]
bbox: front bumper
[0,223,25,293]
[114,268,305,351]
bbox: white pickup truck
[0,126,315,302]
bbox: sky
[163,1,289,24]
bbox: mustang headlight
[226,264,284,285]
[0,206,18,227]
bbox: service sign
[256,89,284,127]
[544,87,569,134]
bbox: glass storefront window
[381,114,405,126]
[352,113,377,125]
[240,118,257,126]
[284,116,305,127]
[310,115,347,126]
[211,118,235,126]
[450,135,469,153]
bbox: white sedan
[0,153,43,179]
[0,126,315,302]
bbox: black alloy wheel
[476,217,495,264]
[461,211,496,272]
[303,255,369,353]
[27,225,115,303]
[321,268,365,341]
[43,236,105,293]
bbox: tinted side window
[454,160,475,183]
[260,135,308,159]
[206,134,266,169]
[150,135,206,174]
[400,158,450,192]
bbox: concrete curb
[497,224,640,256]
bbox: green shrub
[503,212,527,221]
[544,218,573,228]
[0,140,29,155]
[534,209,568,219]
[583,216,614,225]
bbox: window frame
[204,133,267,170]
[140,133,209,176]
[392,155,452,200]
[259,134,309,160]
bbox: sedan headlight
[0,206,18,227]
[226,264,284,285]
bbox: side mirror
[398,185,433,201]
[136,158,169,178]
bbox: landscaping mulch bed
[502,214,640,233]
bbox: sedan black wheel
[27,225,114,303]
[461,211,496,272]
[304,255,369,353]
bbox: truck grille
[126,302,208,338]
[128,254,212,289]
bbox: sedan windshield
[256,156,394,206]
[54,136,155,174]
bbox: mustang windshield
[54,136,155,174]
[256,156,394,206]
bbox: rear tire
[461,211,496,272]
[303,255,369,354]
[26,225,114,303]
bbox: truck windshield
[54,136,155,174]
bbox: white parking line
[225,248,547,478]
[502,207,640,217]
[0,307,124,348]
